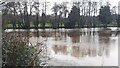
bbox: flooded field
[4,27,119,66]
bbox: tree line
[1,1,120,29]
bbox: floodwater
[4,27,119,66]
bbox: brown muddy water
[4,27,119,66]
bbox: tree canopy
[99,6,112,28]
[117,15,120,27]
[65,6,80,28]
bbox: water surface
[5,28,119,66]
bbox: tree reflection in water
[51,28,118,59]
[98,28,112,57]
[4,28,119,66]
[68,29,80,43]
[53,45,68,55]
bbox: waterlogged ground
[5,27,119,66]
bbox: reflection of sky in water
[5,28,119,66]
[46,28,118,66]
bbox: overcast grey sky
[1,0,120,14]
[43,0,120,6]
[2,0,120,6]
[46,0,120,14]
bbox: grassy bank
[4,23,118,29]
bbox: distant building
[118,1,120,15]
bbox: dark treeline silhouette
[1,1,119,29]
[65,6,80,28]
[117,15,120,27]
[99,6,112,28]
